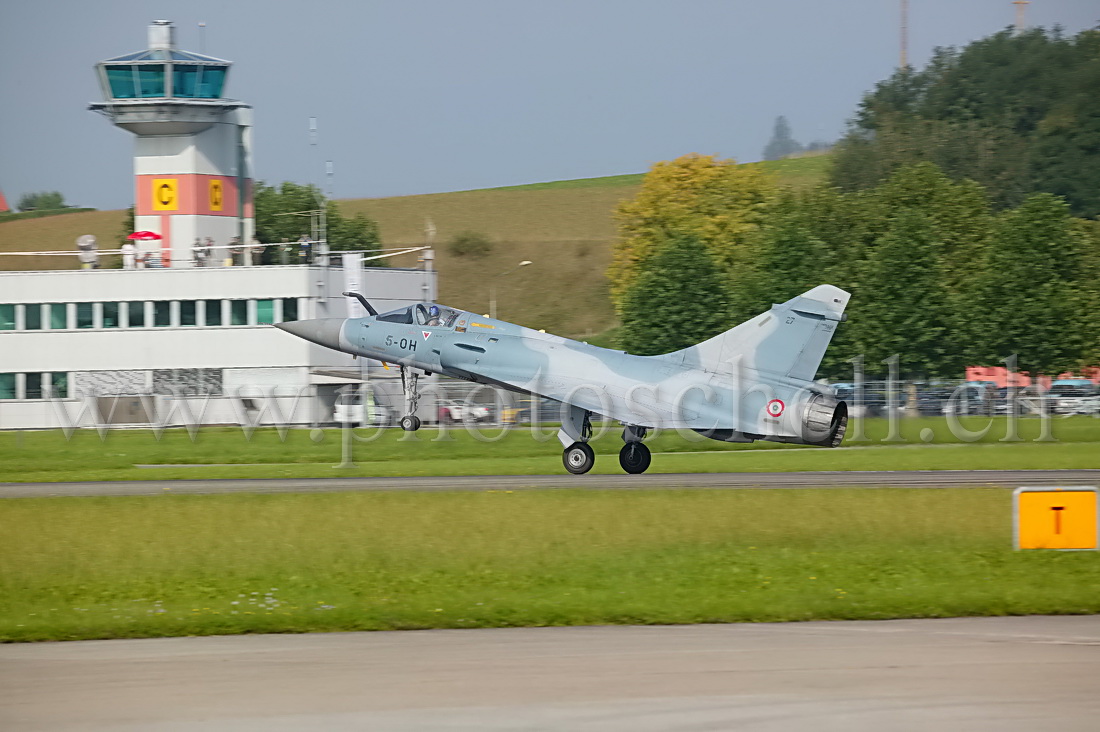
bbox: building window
[25,304,42,330]
[0,373,14,399]
[49,303,68,330]
[50,372,69,399]
[230,300,248,325]
[154,301,172,327]
[0,304,14,330]
[204,300,223,326]
[102,303,120,328]
[256,299,275,325]
[127,302,146,328]
[282,298,298,322]
[25,373,43,400]
[77,303,95,329]
[180,301,197,326]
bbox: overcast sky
[1,0,1097,211]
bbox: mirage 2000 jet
[275,285,850,475]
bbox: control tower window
[173,65,226,99]
[105,65,136,98]
[105,64,166,99]
[137,65,166,97]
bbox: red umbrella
[127,231,163,240]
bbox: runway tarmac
[2,616,1098,731]
[2,468,1099,498]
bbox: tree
[966,194,1087,376]
[609,154,777,312]
[326,205,381,253]
[618,234,732,356]
[829,27,1100,216]
[762,116,803,161]
[731,163,997,379]
[871,162,993,293]
[849,210,961,378]
[1076,219,1100,367]
[253,181,382,257]
[17,191,66,211]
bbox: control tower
[90,20,253,267]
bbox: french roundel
[766,399,785,417]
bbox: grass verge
[1,488,1096,642]
[0,416,1098,484]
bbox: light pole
[489,260,532,320]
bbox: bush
[0,208,95,224]
[448,230,493,257]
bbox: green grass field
[1,416,1098,484]
[2,415,1099,483]
[3,414,1095,643]
[2,487,1097,642]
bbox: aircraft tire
[563,442,595,475]
[400,415,421,431]
[618,442,651,474]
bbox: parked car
[941,383,995,416]
[916,387,953,416]
[438,400,493,424]
[333,390,391,426]
[1048,379,1098,415]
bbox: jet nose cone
[275,318,347,352]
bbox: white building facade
[0,261,436,430]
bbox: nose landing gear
[399,366,422,431]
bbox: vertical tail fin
[678,285,849,380]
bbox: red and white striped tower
[90,20,253,267]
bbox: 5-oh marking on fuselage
[385,335,418,351]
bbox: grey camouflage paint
[276,285,850,447]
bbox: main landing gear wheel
[400,415,421,431]
[619,442,651,474]
[562,442,595,475]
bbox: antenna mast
[1013,1,1029,33]
[308,117,327,248]
[900,0,909,69]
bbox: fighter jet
[276,285,850,475]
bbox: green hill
[0,155,830,336]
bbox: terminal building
[0,260,437,430]
[0,21,439,431]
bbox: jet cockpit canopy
[375,303,461,327]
